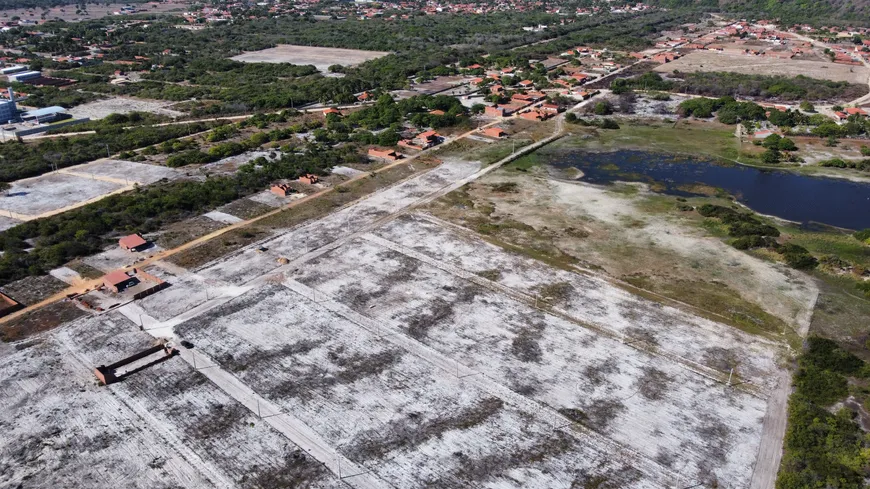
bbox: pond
[550,150,870,230]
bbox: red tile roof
[119,234,146,250]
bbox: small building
[103,270,137,293]
[482,127,507,138]
[368,148,400,161]
[845,107,868,117]
[518,79,534,88]
[323,107,342,116]
[119,233,148,251]
[519,110,548,121]
[540,103,562,114]
[298,174,320,185]
[20,106,68,123]
[428,109,446,116]
[271,183,294,197]
[416,130,441,146]
[484,106,506,117]
[0,292,21,318]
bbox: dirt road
[0,105,558,325]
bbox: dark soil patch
[219,197,275,220]
[511,322,545,363]
[0,301,86,342]
[0,274,69,305]
[345,398,504,462]
[635,366,671,401]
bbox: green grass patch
[620,274,788,337]
[504,151,540,171]
[781,226,870,269]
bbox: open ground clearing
[655,51,870,85]
[0,315,343,489]
[1,133,796,488]
[423,154,818,338]
[0,172,125,218]
[0,159,181,220]
[70,159,181,185]
[231,45,391,72]
[68,97,186,120]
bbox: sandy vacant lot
[231,45,391,72]
[0,172,124,217]
[68,97,186,120]
[2,157,791,488]
[655,51,870,85]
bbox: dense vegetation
[0,8,696,114]
[698,204,819,269]
[0,144,363,284]
[776,337,870,489]
[613,71,867,102]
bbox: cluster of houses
[833,107,869,122]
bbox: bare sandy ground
[231,45,390,72]
[68,97,185,120]
[655,51,870,85]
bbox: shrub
[761,148,781,164]
[783,251,818,269]
[792,365,848,405]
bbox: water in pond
[551,150,870,230]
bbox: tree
[593,100,613,116]
[762,134,782,149]
[778,137,797,152]
[861,145,870,157]
[799,101,815,113]
[761,148,781,164]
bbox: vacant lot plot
[4,156,788,488]
[0,314,342,489]
[0,172,124,217]
[174,283,677,489]
[231,45,391,72]
[68,97,186,119]
[655,51,870,84]
[72,159,181,185]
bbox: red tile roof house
[833,111,849,121]
[540,103,562,113]
[519,110,548,121]
[417,130,441,145]
[368,148,400,161]
[482,127,507,138]
[428,109,446,116]
[485,106,507,117]
[102,270,137,293]
[751,129,779,140]
[398,139,425,151]
[845,107,868,117]
[518,79,534,88]
[323,107,342,116]
[298,174,320,185]
[271,183,295,197]
[119,233,148,251]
